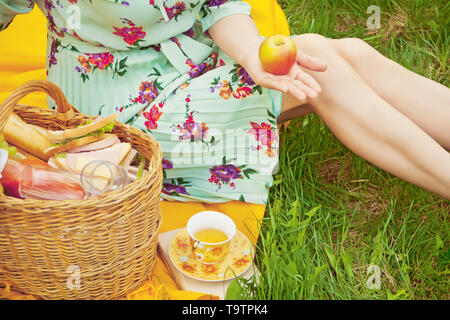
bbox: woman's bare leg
[330,38,450,150]
[280,33,450,199]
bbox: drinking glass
[80,160,128,196]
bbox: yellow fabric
[126,200,266,300]
[246,0,291,38]
[0,8,48,107]
[0,0,289,300]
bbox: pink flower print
[248,122,277,146]
[173,2,186,12]
[237,67,256,86]
[86,53,114,70]
[77,55,91,73]
[209,165,242,184]
[232,86,252,99]
[179,121,209,142]
[176,104,209,141]
[248,122,278,157]
[113,20,146,46]
[185,59,207,79]
[172,98,215,144]
[131,96,143,104]
[165,1,187,21]
[143,106,163,130]
[138,81,159,104]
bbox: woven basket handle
[0,80,76,133]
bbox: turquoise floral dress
[0,0,282,205]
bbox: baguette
[3,113,118,160]
[3,114,53,160]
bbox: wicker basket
[0,80,163,300]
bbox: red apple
[259,35,297,75]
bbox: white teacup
[186,211,236,264]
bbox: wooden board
[158,228,258,300]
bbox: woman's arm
[208,14,262,67]
[208,13,328,102]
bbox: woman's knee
[330,37,376,64]
[292,33,333,55]
[293,34,377,64]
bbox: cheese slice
[66,142,131,169]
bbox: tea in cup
[186,211,236,264]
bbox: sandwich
[3,113,118,161]
[3,112,144,195]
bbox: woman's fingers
[252,67,321,103]
[297,51,328,72]
[257,74,318,102]
[256,73,290,93]
[296,70,322,93]
[288,64,322,93]
[287,85,307,103]
[291,79,318,99]
[269,77,313,102]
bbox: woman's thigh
[277,33,339,123]
[277,34,362,124]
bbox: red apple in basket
[259,35,297,75]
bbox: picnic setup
[0,0,449,303]
[0,0,289,300]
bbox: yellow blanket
[0,1,289,300]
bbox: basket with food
[0,80,163,300]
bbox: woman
[1,0,449,204]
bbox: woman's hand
[240,46,328,103]
[208,14,328,102]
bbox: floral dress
[0,0,282,205]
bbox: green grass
[232,0,449,300]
